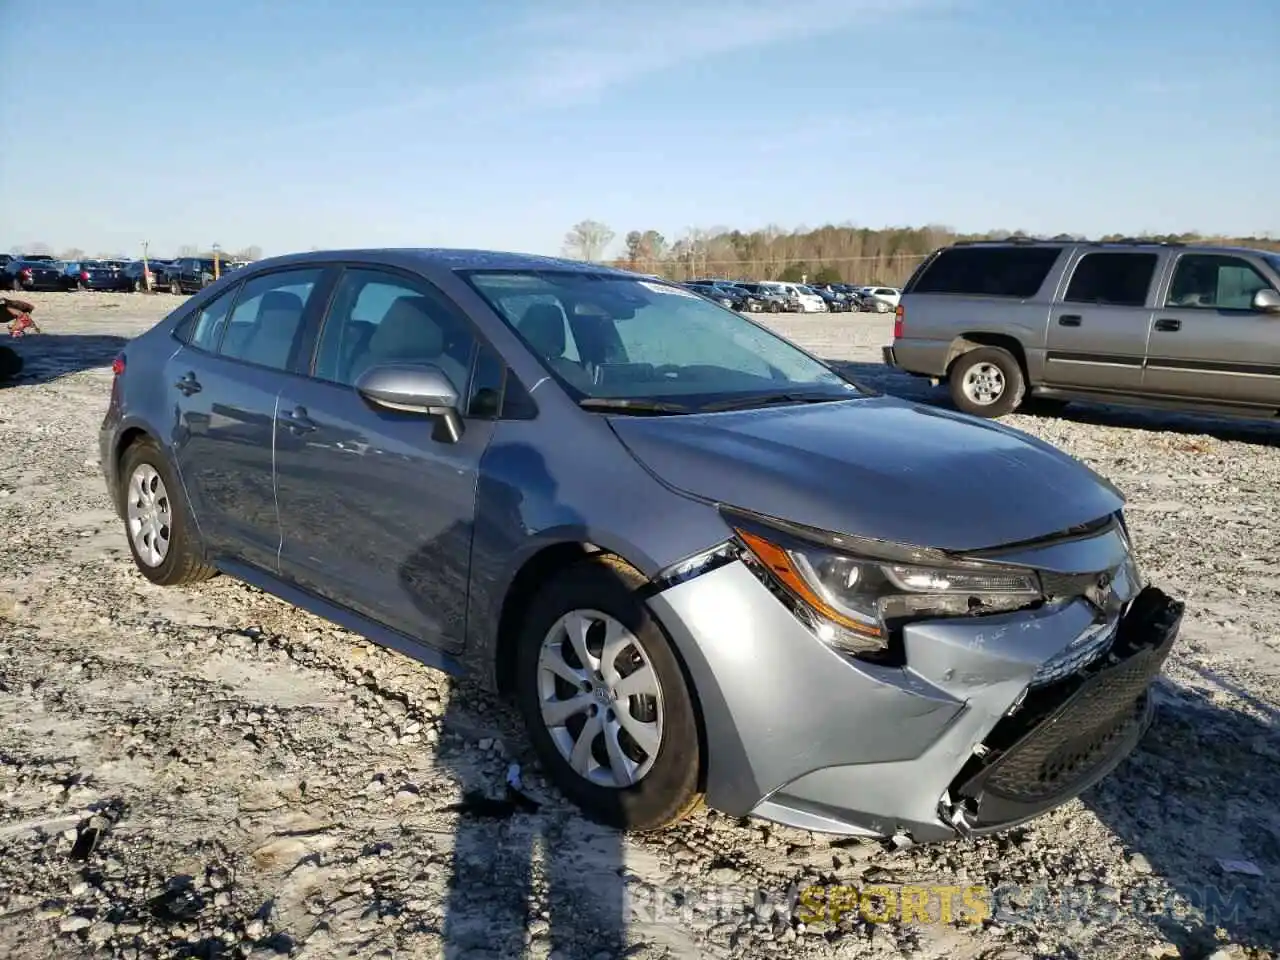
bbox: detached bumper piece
[944,585,1183,834]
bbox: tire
[9,278,20,292]
[117,437,217,586]
[132,279,142,293]
[514,555,704,832]
[77,281,87,292]
[169,280,181,295]
[948,346,1026,418]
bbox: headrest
[519,303,567,357]
[369,295,444,358]
[259,290,304,315]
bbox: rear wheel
[514,556,704,832]
[169,279,181,295]
[948,346,1025,418]
[118,438,217,586]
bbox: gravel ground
[1,291,1277,960]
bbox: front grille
[983,653,1157,801]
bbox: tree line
[562,220,1280,286]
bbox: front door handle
[174,372,202,395]
[1154,318,1182,332]
[1058,315,1082,327]
[281,406,317,434]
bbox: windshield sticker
[638,281,699,299]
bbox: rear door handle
[1154,318,1181,332]
[1057,315,1082,327]
[174,372,202,395]
[281,406,317,434]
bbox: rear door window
[1063,252,1158,307]
[909,246,1063,298]
[218,269,324,371]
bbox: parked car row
[0,253,251,295]
[681,278,902,314]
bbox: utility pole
[142,240,151,292]
[212,243,221,281]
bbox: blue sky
[1,0,1275,259]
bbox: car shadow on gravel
[403,443,629,960]
[1081,681,1280,955]
[826,360,1280,446]
[0,333,131,388]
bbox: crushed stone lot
[1,291,1277,960]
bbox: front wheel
[514,556,704,832]
[169,280,181,295]
[118,438,217,586]
[948,346,1026,418]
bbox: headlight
[733,523,1041,658]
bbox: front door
[1043,250,1161,391]
[274,266,497,653]
[1142,252,1280,407]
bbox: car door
[1042,249,1161,391]
[166,266,330,570]
[1141,252,1280,406]
[273,265,501,653]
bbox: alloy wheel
[536,609,664,788]
[962,361,1006,405]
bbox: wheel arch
[944,333,1029,382]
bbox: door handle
[1154,318,1181,332]
[1058,315,1082,327]
[281,406,317,434]
[174,372,202,395]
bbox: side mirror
[1253,288,1280,314]
[355,362,465,443]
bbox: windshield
[463,270,857,407]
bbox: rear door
[273,265,499,653]
[1142,252,1280,406]
[1043,250,1161,391]
[166,266,331,570]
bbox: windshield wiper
[697,392,853,413]
[577,397,695,415]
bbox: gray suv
[100,248,1182,843]
[883,239,1280,419]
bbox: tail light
[111,354,125,377]
[80,270,90,282]
[893,304,904,339]
[20,267,31,278]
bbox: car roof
[946,238,1276,258]
[233,247,639,279]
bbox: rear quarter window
[908,246,1063,298]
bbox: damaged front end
[940,584,1184,838]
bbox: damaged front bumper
[940,584,1183,837]
[646,542,1183,844]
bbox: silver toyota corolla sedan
[99,248,1183,843]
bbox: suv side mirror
[1252,288,1280,314]
[355,362,465,442]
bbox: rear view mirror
[355,363,465,442]
[1253,288,1280,314]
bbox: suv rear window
[908,246,1062,298]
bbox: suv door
[166,266,330,569]
[1043,250,1162,391]
[273,265,502,654]
[1143,252,1280,406]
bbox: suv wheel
[118,438,217,586]
[169,280,181,295]
[948,346,1025,417]
[514,556,704,832]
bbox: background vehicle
[859,286,901,312]
[760,281,823,312]
[165,257,225,294]
[729,282,787,312]
[60,259,129,291]
[100,248,1181,845]
[4,258,65,292]
[885,239,1280,418]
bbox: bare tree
[562,220,615,262]
[60,248,86,261]
[232,245,263,261]
[12,241,53,256]
[176,244,199,257]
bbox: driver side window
[1165,254,1273,311]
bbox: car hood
[607,395,1124,552]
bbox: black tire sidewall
[118,439,198,585]
[949,347,1025,417]
[514,558,702,831]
